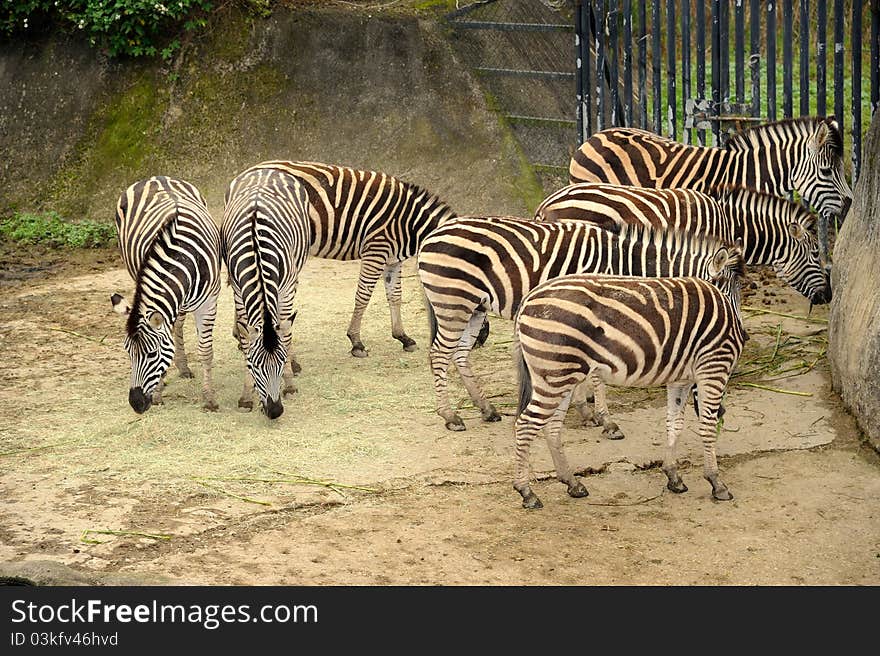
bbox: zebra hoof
[350,345,369,358]
[238,398,254,411]
[482,408,502,422]
[202,400,219,412]
[712,487,734,501]
[283,386,297,399]
[397,336,417,352]
[567,481,589,498]
[444,416,466,431]
[666,479,688,494]
[178,369,194,379]
[522,493,543,510]
[602,423,625,440]
[290,360,302,376]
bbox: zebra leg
[172,314,194,378]
[569,379,596,425]
[282,355,298,399]
[696,377,733,501]
[591,374,624,440]
[545,389,589,499]
[429,309,474,431]
[232,302,255,411]
[384,260,417,352]
[192,296,219,412]
[662,383,692,494]
[514,398,562,510]
[347,252,388,358]
[451,311,501,423]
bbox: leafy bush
[1,1,214,60]
[0,211,116,249]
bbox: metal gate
[576,0,879,184]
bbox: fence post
[697,1,707,144]
[576,0,586,143]
[623,0,633,127]
[800,0,810,116]
[666,0,676,138]
[609,0,620,127]
[638,0,648,129]
[735,0,745,106]
[818,0,827,116]
[596,0,607,131]
[682,0,691,144]
[750,0,761,118]
[767,2,777,121]
[652,0,662,133]
[712,0,722,144]
[853,0,863,183]
[783,0,793,118]
[834,0,844,130]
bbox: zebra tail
[424,294,438,347]
[515,339,533,418]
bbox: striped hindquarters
[236,161,456,261]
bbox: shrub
[0,211,116,249]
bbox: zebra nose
[129,387,152,414]
[264,397,284,420]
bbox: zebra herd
[110,116,851,509]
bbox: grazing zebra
[569,117,853,263]
[535,182,830,304]
[513,271,748,509]
[222,167,311,419]
[418,215,744,432]
[110,176,221,413]
[239,160,456,357]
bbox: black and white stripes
[239,161,457,357]
[513,272,748,509]
[221,167,312,419]
[111,176,222,413]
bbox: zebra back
[236,161,457,261]
[569,117,852,223]
[418,216,745,321]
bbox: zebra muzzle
[263,397,284,420]
[128,387,152,414]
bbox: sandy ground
[0,247,878,586]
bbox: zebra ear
[812,120,832,150]
[111,293,131,315]
[709,248,730,278]
[148,312,165,330]
[787,222,807,240]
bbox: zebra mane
[401,178,457,221]
[125,193,183,338]
[706,184,818,229]
[248,197,281,352]
[616,220,733,255]
[724,116,844,157]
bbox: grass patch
[0,211,115,248]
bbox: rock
[828,110,880,453]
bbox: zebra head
[111,293,174,414]
[707,239,747,324]
[243,309,297,420]
[792,117,853,225]
[774,212,832,305]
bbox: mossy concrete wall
[0,5,540,221]
[828,109,880,452]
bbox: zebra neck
[724,123,814,198]
[134,258,184,325]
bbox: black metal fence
[576,0,879,184]
[445,1,876,191]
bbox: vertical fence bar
[623,0,633,126]
[682,0,692,143]
[666,0,676,138]
[767,1,777,121]
[817,0,827,116]
[799,0,810,116]
[652,0,662,133]
[834,0,844,130]
[697,0,707,144]
[783,0,793,118]
[576,0,584,143]
[596,0,607,131]
[853,1,863,183]
[721,0,730,111]
[872,0,879,117]
[735,0,745,105]
[638,0,648,128]
[609,0,620,126]
[750,0,761,117]
[712,0,722,144]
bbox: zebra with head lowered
[238,161,456,358]
[222,167,311,419]
[417,215,745,432]
[513,269,748,509]
[111,176,221,413]
[535,183,830,304]
[569,117,853,264]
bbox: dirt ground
[0,246,878,586]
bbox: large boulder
[828,110,880,452]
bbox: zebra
[222,167,312,419]
[238,160,456,358]
[535,182,830,304]
[568,117,853,264]
[513,270,748,509]
[417,215,745,432]
[110,176,221,414]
